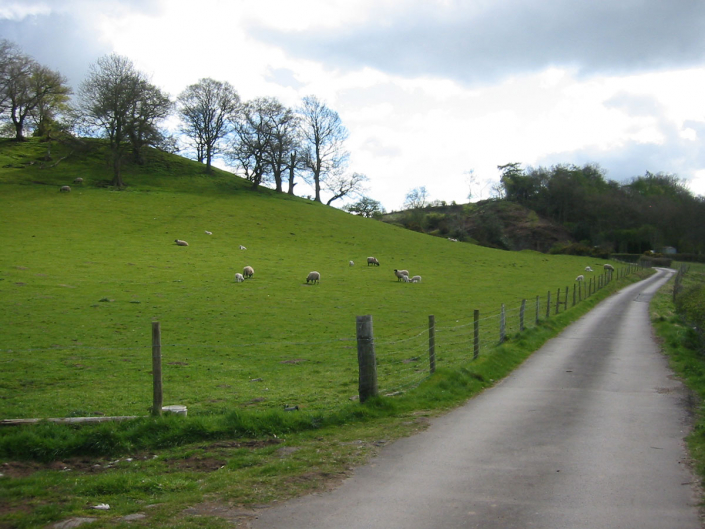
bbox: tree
[0,40,71,141]
[78,54,168,186]
[298,95,349,202]
[404,186,429,209]
[178,78,240,173]
[344,196,386,218]
[324,172,368,205]
[125,80,172,164]
[229,98,276,190]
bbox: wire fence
[0,263,643,422]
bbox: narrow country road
[251,268,702,529]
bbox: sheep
[367,257,380,266]
[604,264,615,271]
[239,245,247,250]
[410,275,422,283]
[205,230,212,235]
[447,237,458,242]
[349,260,354,266]
[394,269,409,281]
[575,274,584,282]
[59,185,71,192]
[243,265,254,278]
[401,274,410,282]
[73,177,83,184]
[174,239,189,246]
[306,271,321,284]
[585,266,593,272]
[234,273,244,282]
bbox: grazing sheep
[585,266,593,272]
[401,274,410,283]
[349,260,354,266]
[205,230,212,235]
[576,274,584,282]
[234,273,244,282]
[73,177,83,184]
[59,185,71,192]
[174,239,189,246]
[239,245,247,250]
[306,271,321,284]
[243,265,254,278]
[447,237,458,242]
[410,275,422,283]
[394,269,409,281]
[604,264,615,271]
[367,257,380,266]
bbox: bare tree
[177,78,239,173]
[404,186,430,209]
[0,40,71,141]
[78,54,169,186]
[298,95,349,202]
[324,172,368,205]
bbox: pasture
[0,139,616,421]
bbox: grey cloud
[604,92,665,117]
[248,0,705,85]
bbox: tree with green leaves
[344,196,385,218]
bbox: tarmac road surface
[252,268,702,529]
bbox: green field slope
[0,139,621,419]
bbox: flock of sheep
[58,178,84,192]
[575,263,614,282]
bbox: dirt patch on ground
[163,457,227,472]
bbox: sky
[2,0,705,210]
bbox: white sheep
[401,274,410,282]
[349,260,354,266]
[604,264,615,271]
[239,245,247,250]
[367,257,380,266]
[410,275,422,283]
[59,185,71,192]
[175,239,189,246]
[306,271,321,284]
[73,177,83,184]
[243,265,254,278]
[575,274,584,282]
[205,230,212,235]
[447,237,458,242]
[394,269,409,281]
[585,266,593,272]
[234,273,244,282]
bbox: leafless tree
[177,78,240,173]
[324,172,368,206]
[298,95,349,202]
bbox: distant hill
[382,200,572,253]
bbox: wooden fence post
[428,315,436,374]
[473,310,480,360]
[572,283,576,306]
[535,296,540,325]
[564,287,568,310]
[520,299,526,332]
[151,321,163,417]
[546,291,551,318]
[555,288,560,314]
[356,315,378,403]
[500,304,506,343]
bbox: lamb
[243,265,254,278]
[575,274,584,282]
[367,257,380,266]
[401,274,410,282]
[234,273,244,283]
[73,177,83,184]
[394,269,409,281]
[349,260,354,266]
[59,185,71,192]
[205,230,212,235]
[239,245,247,250]
[174,239,189,246]
[410,275,422,283]
[306,271,321,284]
[604,264,615,271]
[585,266,593,272]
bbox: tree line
[0,42,366,205]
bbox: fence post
[564,287,568,310]
[500,304,506,343]
[473,309,480,359]
[428,315,436,374]
[572,283,576,306]
[151,321,163,417]
[520,299,526,332]
[535,296,540,325]
[555,288,560,314]
[356,315,378,403]
[546,291,551,318]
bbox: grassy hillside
[1,138,625,420]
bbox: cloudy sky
[2,0,705,209]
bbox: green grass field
[0,138,634,420]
